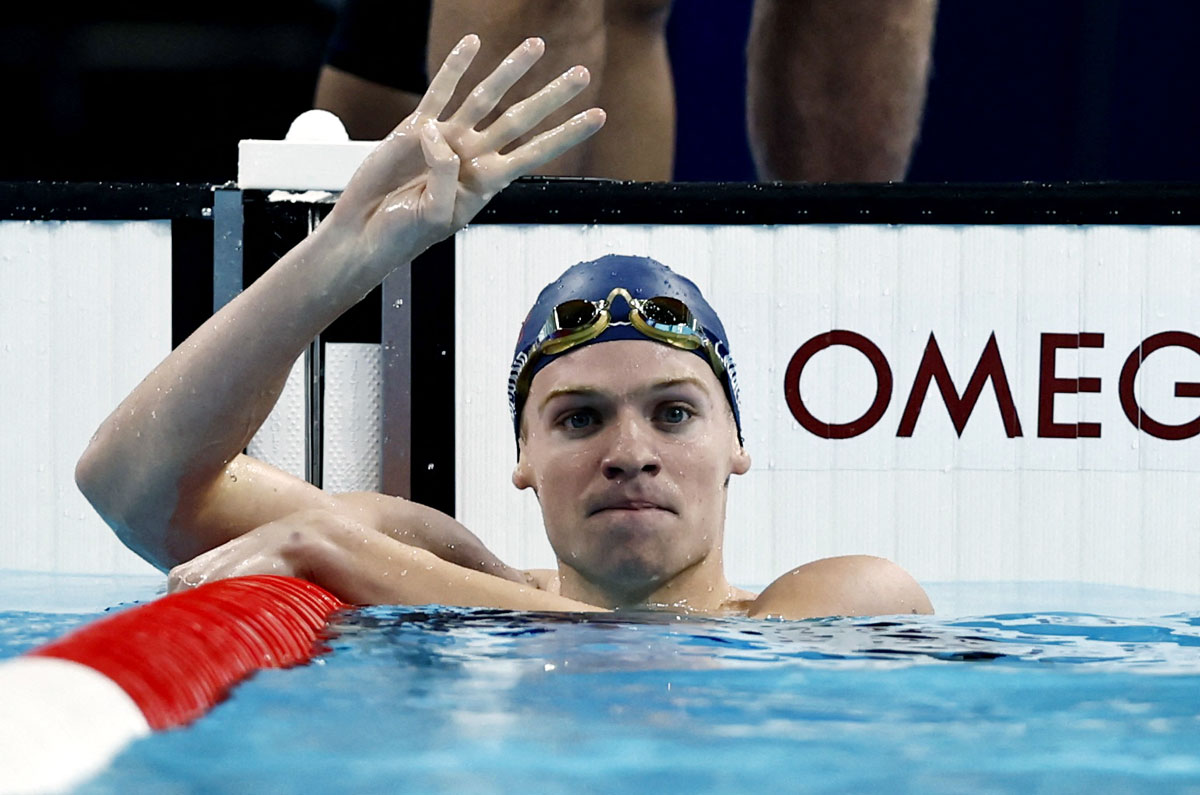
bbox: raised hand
[328,35,606,278]
[76,36,603,575]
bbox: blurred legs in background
[317,0,937,182]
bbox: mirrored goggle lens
[551,300,601,336]
[639,297,694,329]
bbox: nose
[601,412,661,481]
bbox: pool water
[3,578,1200,793]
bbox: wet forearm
[297,519,605,611]
[78,34,606,569]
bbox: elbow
[74,436,171,572]
[74,432,139,532]
[74,436,117,521]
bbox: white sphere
[285,109,350,143]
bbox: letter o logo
[784,331,893,439]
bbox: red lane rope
[29,575,347,730]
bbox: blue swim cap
[508,254,742,445]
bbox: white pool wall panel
[0,212,382,576]
[7,214,1198,592]
[1,221,168,575]
[247,342,383,494]
[454,224,1200,593]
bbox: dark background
[7,0,1200,185]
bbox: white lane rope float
[0,575,346,794]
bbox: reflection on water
[338,605,1200,674]
[5,587,1200,794]
[81,607,1194,793]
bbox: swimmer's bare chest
[521,569,761,616]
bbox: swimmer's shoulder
[746,555,934,620]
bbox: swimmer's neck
[555,553,755,614]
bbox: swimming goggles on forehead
[517,287,727,392]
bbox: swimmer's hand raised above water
[325,34,605,283]
[75,36,603,573]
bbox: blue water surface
[3,578,1200,794]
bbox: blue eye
[561,410,597,430]
[659,405,692,424]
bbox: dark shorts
[323,0,432,94]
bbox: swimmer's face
[513,340,750,600]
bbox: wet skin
[513,340,751,609]
[81,32,931,618]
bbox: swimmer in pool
[75,35,932,619]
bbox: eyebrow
[537,377,711,414]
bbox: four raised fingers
[478,65,594,154]
[451,37,547,131]
[399,34,605,208]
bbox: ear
[512,441,535,490]
[729,440,751,476]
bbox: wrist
[258,217,402,324]
[315,203,417,295]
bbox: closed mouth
[590,500,674,516]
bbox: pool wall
[3,181,1198,597]
[454,221,1200,593]
[1,218,169,576]
[0,184,383,578]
